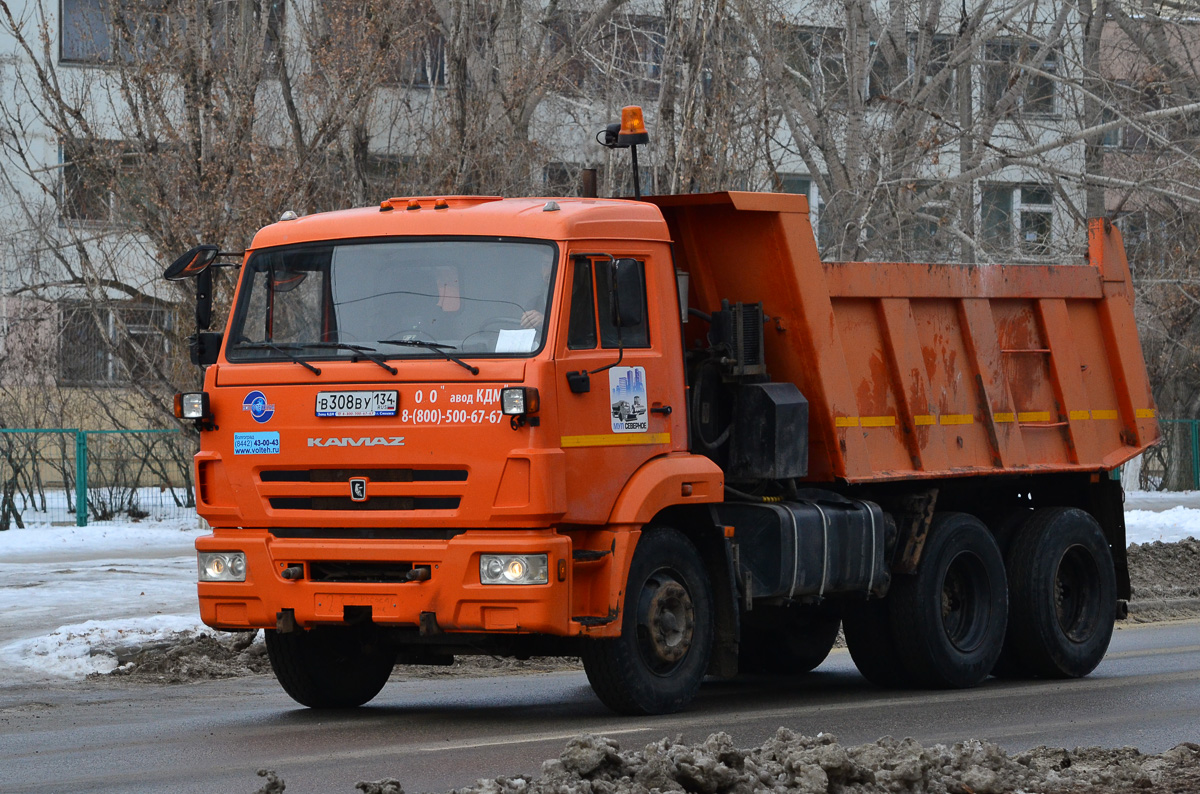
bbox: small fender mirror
[271,270,308,293]
[164,244,219,280]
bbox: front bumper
[195,528,572,635]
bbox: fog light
[501,387,539,416]
[198,551,247,582]
[175,392,209,420]
[480,554,548,585]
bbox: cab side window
[566,255,650,350]
[567,257,597,350]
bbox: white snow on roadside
[0,518,207,682]
[1124,506,1200,544]
[0,498,1197,681]
[0,519,203,560]
[2,615,209,677]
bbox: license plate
[315,390,398,417]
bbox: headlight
[500,387,539,416]
[480,554,548,585]
[198,552,246,582]
[174,392,210,420]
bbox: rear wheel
[997,507,1116,679]
[582,527,714,715]
[265,626,396,708]
[889,512,1008,688]
[739,601,840,674]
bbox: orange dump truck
[167,113,1158,715]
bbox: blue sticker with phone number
[234,432,280,455]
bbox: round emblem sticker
[243,390,275,423]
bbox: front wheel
[998,507,1116,679]
[582,527,714,715]
[265,626,396,708]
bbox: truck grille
[259,467,466,513]
[269,527,466,540]
[260,468,467,482]
[269,496,460,511]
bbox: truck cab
[182,195,728,712]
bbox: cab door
[553,250,683,523]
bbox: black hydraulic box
[729,382,808,480]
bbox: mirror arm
[195,268,213,331]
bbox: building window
[211,0,285,73]
[61,0,282,66]
[981,184,1053,256]
[553,14,665,97]
[777,174,827,246]
[984,41,1057,116]
[784,28,847,103]
[919,36,956,111]
[58,302,169,385]
[906,182,954,255]
[318,0,443,88]
[544,162,583,196]
[60,140,141,225]
[361,154,421,200]
[405,28,446,87]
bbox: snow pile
[2,615,209,677]
[1127,537,1200,621]
[104,629,271,682]
[339,731,1200,794]
[1124,506,1200,544]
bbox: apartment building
[0,0,1122,405]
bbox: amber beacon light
[618,106,649,146]
[598,105,651,199]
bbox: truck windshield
[227,239,556,363]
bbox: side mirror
[190,331,222,366]
[611,258,643,327]
[164,244,219,280]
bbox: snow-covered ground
[1,495,1197,683]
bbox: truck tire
[889,512,1007,688]
[738,602,840,674]
[582,527,714,715]
[842,597,913,687]
[997,507,1116,679]
[265,626,396,709]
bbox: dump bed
[650,191,1160,484]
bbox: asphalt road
[0,619,1196,794]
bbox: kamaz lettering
[306,436,405,447]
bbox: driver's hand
[521,309,543,329]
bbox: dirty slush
[105,538,1200,794]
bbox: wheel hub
[940,551,989,653]
[641,577,694,666]
[1055,545,1100,641]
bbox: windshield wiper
[233,341,321,375]
[378,339,479,375]
[301,343,398,375]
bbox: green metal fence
[0,429,195,528]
